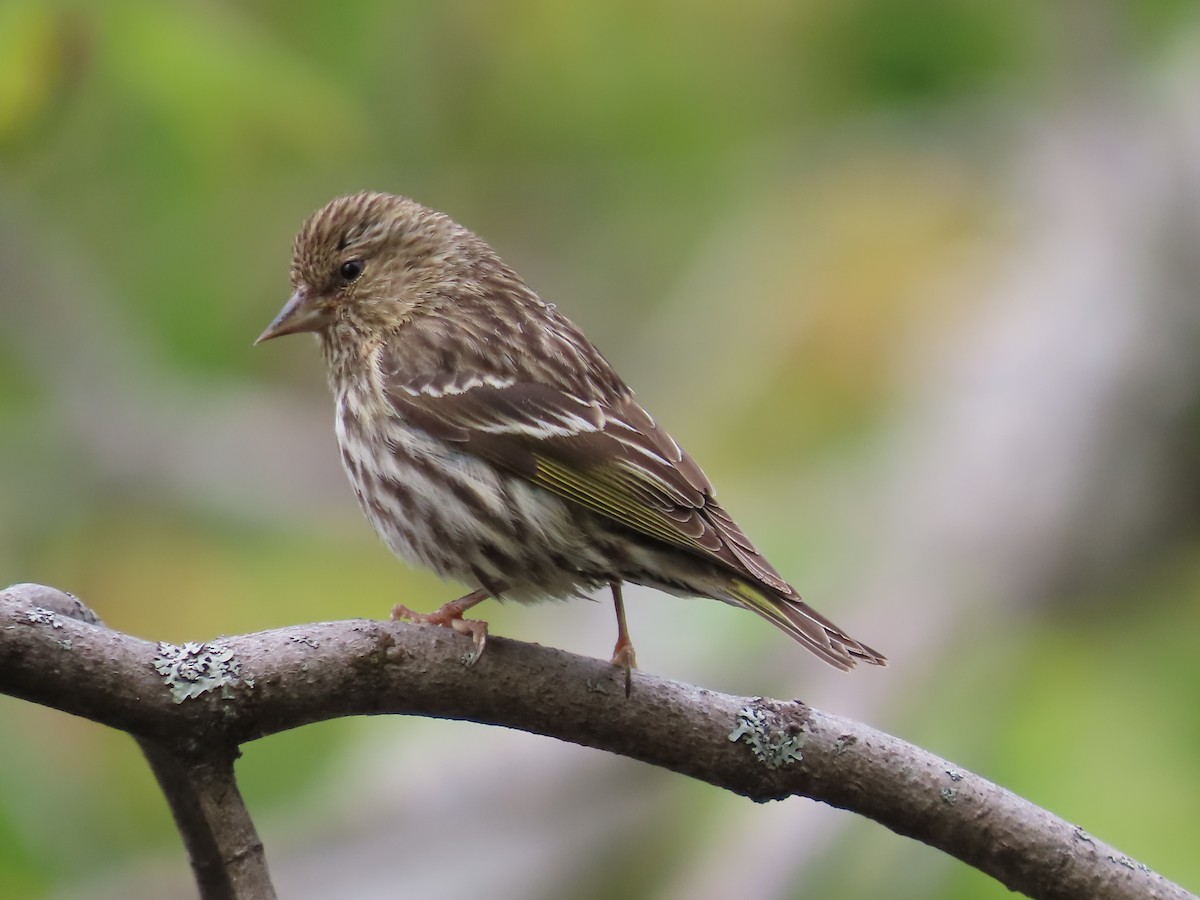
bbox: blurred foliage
[2,1,1199,898]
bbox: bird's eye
[339,259,365,283]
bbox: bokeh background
[3,1,1200,898]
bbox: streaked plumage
[258,191,885,688]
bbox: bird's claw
[449,616,488,666]
[610,643,637,698]
[392,602,490,668]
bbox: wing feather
[383,371,790,592]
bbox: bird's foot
[610,640,637,698]
[393,590,490,666]
[608,582,637,697]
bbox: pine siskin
[257,192,885,693]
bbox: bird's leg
[608,582,637,697]
[392,589,491,666]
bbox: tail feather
[730,581,886,670]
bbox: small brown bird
[258,192,884,692]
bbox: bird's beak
[255,288,330,344]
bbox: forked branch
[0,584,1191,900]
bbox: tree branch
[0,583,1191,900]
[137,741,274,900]
[5,584,275,900]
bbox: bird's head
[256,191,473,346]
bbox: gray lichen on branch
[728,700,808,770]
[154,640,252,703]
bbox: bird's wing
[383,368,795,597]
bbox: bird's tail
[729,580,887,671]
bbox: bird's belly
[335,411,612,602]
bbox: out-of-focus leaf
[99,0,366,178]
[0,1,87,156]
[800,0,1038,115]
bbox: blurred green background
[3,1,1199,898]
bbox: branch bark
[0,583,1191,900]
[4,584,275,900]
